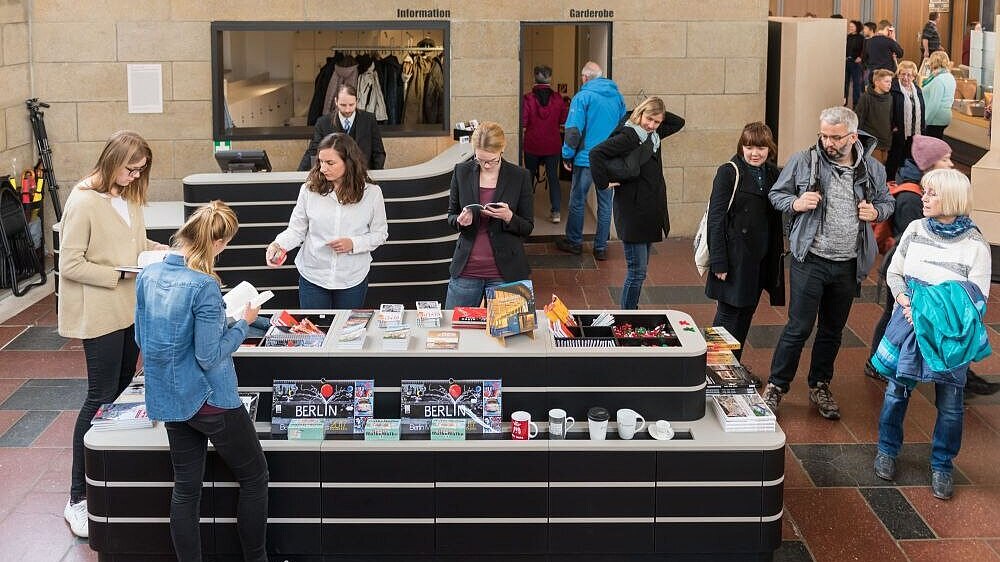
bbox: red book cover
[451,306,487,328]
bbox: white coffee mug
[548,408,575,439]
[616,408,646,440]
[511,410,538,440]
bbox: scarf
[625,122,660,153]
[901,83,922,139]
[926,215,975,238]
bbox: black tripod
[25,98,63,221]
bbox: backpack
[873,180,922,254]
[693,162,739,276]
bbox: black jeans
[71,326,140,502]
[165,408,269,562]
[769,254,857,391]
[712,297,761,361]
[924,124,947,139]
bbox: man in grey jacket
[762,106,895,419]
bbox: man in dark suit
[298,85,386,171]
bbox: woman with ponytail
[136,201,269,561]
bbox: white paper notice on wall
[127,64,163,114]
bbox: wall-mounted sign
[401,379,502,434]
[271,379,374,435]
[126,64,163,114]
[397,8,450,18]
[569,8,614,18]
[928,1,949,11]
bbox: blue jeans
[878,380,964,474]
[621,242,651,309]
[298,275,368,309]
[565,166,612,251]
[524,153,561,213]
[769,253,856,390]
[165,408,269,562]
[444,276,505,309]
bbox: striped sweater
[886,218,991,301]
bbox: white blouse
[273,182,389,290]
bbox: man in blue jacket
[555,61,626,261]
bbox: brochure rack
[84,309,785,561]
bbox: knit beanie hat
[911,135,951,171]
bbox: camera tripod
[25,98,63,221]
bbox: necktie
[343,119,351,134]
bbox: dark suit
[297,110,386,171]
[446,159,534,281]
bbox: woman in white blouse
[266,133,388,308]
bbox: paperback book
[91,402,153,431]
[710,394,776,432]
[415,301,442,328]
[425,330,460,350]
[400,379,502,434]
[485,279,537,338]
[704,326,741,350]
[376,303,405,328]
[343,309,374,328]
[337,323,367,350]
[271,379,374,435]
[705,364,757,395]
[706,350,739,366]
[451,306,487,328]
[382,324,411,351]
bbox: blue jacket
[135,253,248,421]
[872,280,990,388]
[560,77,626,167]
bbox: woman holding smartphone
[445,121,534,308]
[136,201,268,561]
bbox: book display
[710,393,777,432]
[485,279,537,342]
[450,305,487,328]
[90,402,153,431]
[85,308,785,561]
[703,326,757,396]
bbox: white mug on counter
[616,408,646,440]
[548,408,575,439]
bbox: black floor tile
[528,253,597,269]
[0,410,59,447]
[859,487,935,540]
[746,324,865,349]
[0,378,87,410]
[790,443,970,487]
[2,326,69,351]
[772,540,814,562]
[606,285,714,306]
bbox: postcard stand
[492,328,534,347]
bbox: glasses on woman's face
[474,153,502,167]
[125,164,146,177]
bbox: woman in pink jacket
[521,65,568,224]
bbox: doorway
[519,22,612,239]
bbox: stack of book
[704,326,755,395]
[415,301,442,328]
[704,326,741,350]
[710,394,776,432]
[451,306,487,329]
[91,402,154,431]
[376,303,404,328]
[337,323,366,350]
[382,324,411,350]
[425,329,460,350]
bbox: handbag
[693,162,739,276]
[605,134,654,182]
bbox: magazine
[223,281,275,320]
[91,402,153,431]
[425,330,460,350]
[704,326,741,350]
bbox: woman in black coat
[590,96,685,309]
[885,61,926,182]
[705,122,785,375]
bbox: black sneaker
[593,248,608,261]
[931,471,954,500]
[965,369,1000,396]
[874,452,895,481]
[809,382,841,420]
[761,383,785,414]
[555,237,582,255]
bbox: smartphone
[485,202,504,209]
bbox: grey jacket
[769,131,895,286]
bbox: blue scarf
[926,215,975,238]
[624,122,660,153]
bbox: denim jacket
[135,253,248,421]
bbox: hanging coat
[357,65,388,122]
[375,55,404,125]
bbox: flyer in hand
[400,379,502,434]
[271,379,374,435]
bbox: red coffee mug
[511,410,538,440]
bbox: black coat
[298,110,386,171]
[704,155,785,308]
[375,55,404,125]
[889,78,926,140]
[446,159,534,281]
[589,112,685,243]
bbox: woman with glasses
[445,121,534,308]
[886,60,926,181]
[266,133,388,309]
[922,51,956,139]
[58,130,169,538]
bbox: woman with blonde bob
[445,121,534,307]
[921,51,956,139]
[59,130,169,538]
[873,169,991,501]
[589,96,685,309]
[136,201,269,561]
[886,60,926,181]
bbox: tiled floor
[1,238,999,561]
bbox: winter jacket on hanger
[357,65,388,122]
[422,56,444,124]
[375,55,404,125]
[323,63,359,116]
[307,57,338,126]
[403,55,433,126]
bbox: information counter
[84,310,785,561]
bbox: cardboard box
[955,78,979,100]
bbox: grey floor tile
[3,326,69,351]
[772,541,814,562]
[0,378,87,410]
[0,410,59,447]
[527,253,597,269]
[747,324,865,349]
[790,443,969,487]
[859,487,935,540]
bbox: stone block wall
[23,0,769,236]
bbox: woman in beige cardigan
[58,130,168,538]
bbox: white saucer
[648,421,674,441]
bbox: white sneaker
[64,499,89,538]
[550,212,561,224]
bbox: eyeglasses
[817,133,853,143]
[474,154,502,167]
[125,164,146,177]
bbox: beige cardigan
[57,187,157,339]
